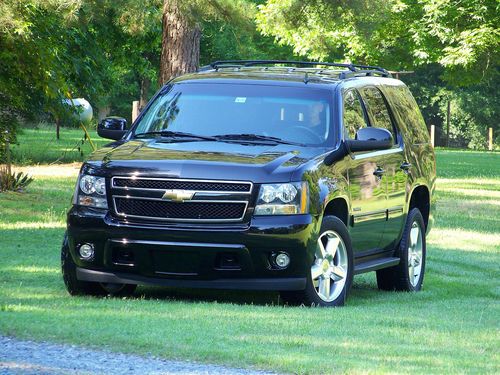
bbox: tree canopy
[0,0,498,151]
[256,0,499,85]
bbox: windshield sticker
[235,97,247,103]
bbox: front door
[347,154,388,253]
[343,89,386,253]
[358,86,408,250]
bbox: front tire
[100,283,137,297]
[281,216,353,307]
[376,208,426,291]
[61,233,137,297]
[61,233,106,296]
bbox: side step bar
[354,257,400,275]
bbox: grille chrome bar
[111,176,253,194]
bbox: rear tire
[376,208,426,291]
[281,216,353,307]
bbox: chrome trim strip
[155,271,198,276]
[110,239,245,249]
[112,261,135,267]
[352,146,403,160]
[352,210,387,224]
[111,176,253,195]
[112,195,248,223]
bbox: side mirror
[97,117,127,140]
[346,127,393,152]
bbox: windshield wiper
[134,131,217,141]
[214,133,304,146]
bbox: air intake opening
[112,249,135,266]
[215,252,241,270]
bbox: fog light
[79,243,94,260]
[271,251,290,269]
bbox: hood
[87,139,326,183]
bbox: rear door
[358,86,407,250]
[343,89,386,254]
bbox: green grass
[11,125,109,165]
[0,151,499,374]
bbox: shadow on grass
[2,226,498,308]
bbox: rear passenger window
[359,87,396,143]
[386,85,430,143]
[343,90,367,139]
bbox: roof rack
[199,60,391,79]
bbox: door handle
[400,162,412,172]
[373,167,385,177]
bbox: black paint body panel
[67,71,436,291]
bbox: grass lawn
[0,150,499,373]
[11,125,109,165]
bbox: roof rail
[199,60,391,78]
[339,70,392,79]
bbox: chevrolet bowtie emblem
[161,189,195,202]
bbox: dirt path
[0,336,276,375]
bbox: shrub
[0,165,33,192]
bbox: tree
[256,0,499,84]
[159,0,255,85]
[160,0,201,84]
[112,0,163,110]
[0,0,87,145]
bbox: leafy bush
[0,166,33,192]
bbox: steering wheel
[289,125,324,144]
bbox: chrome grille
[114,197,247,222]
[112,177,252,193]
[111,177,252,223]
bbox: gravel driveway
[0,336,276,375]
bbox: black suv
[62,60,436,307]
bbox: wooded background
[0,0,498,153]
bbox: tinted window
[384,85,430,143]
[360,87,396,142]
[133,83,335,146]
[343,89,367,139]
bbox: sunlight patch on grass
[437,178,500,186]
[9,266,59,274]
[465,199,500,207]
[442,187,500,199]
[15,164,81,178]
[428,229,500,252]
[0,221,66,229]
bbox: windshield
[133,83,335,146]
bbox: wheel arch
[408,184,430,230]
[323,197,349,227]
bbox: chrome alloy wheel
[408,221,424,287]
[311,230,348,302]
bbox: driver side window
[343,89,368,139]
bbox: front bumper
[76,268,306,290]
[67,206,318,291]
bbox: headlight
[74,174,108,209]
[254,182,308,215]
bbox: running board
[354,257,400,275]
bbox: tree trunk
[159,0,201,86]
[56,116,60,140]
[446,100,451,147]
[97,105,111,122]
[139,77,151,110]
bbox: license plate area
[151,249,201,276]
